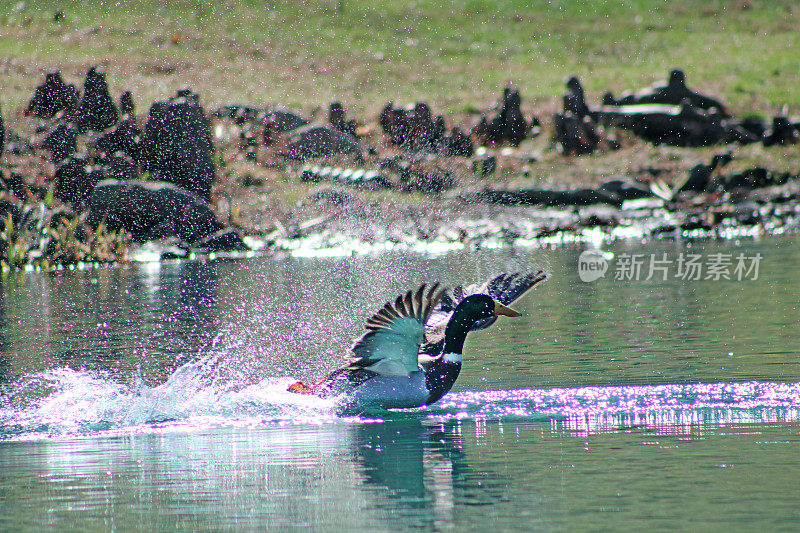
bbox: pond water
[1,236,798,531]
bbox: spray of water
[0,343,340,440]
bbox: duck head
[443,294,520,355]
[457,293,521,318]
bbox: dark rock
[24,71,79,118]
[265,109,309,131]
[85,180,221,243]
[598,104,685,145]
[175,88,197,101]
[564,76,591,119]
[54,157,100,206]
[285,125,362,159]
[408,169,457,194]
[263,109,310,146]
[470,116,493,146]
[432,116,446,147]
[762,116,800,147]
[472,87,532,147]
[596,103,749,147]
[329,102,357,138]
[680,153,733,193]
[119,91,135,117]
[106,153,139,181]
[500,89,528,146]
[75,67,119,132]
[439,127,473,157]
[139,90,216,201]
[43,122,78,164]
[724,167,789,190]
[379,102,408,145]
[736,116,768,139]
[83,168,108,204]
[94,117,142,160]
[608,69,729,117]
[262,109,310,146]
[193,228,248,252]
[722,122,761,144]
[470,187,623,208]
[599,179,651,200]
[4,172,30,200]
[213,104,266,123]
[263,118,278,146]
[553,112,600,155]
[405,102,437,152]
[309,188,353,206]
[380,102,473,156]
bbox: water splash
[0,353,339,441]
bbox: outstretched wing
[349,283,443,375]
[422,271,547,356]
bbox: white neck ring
[442,352,462,364]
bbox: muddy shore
[2,70,799,266]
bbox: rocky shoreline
[1,67,798,268]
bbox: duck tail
[288,381,314,394]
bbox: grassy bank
[1,0,799,118]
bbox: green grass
[1,0,799,118]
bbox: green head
[443,294,521,355]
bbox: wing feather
[350,283,443,375]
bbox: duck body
[288,272,546,412]
[313,368,431,411]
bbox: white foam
[0,356,340,440]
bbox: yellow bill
[493,300,521,317]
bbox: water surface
[1,237,798,530]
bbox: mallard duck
[288,271,546,412]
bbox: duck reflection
[352,417,508,528]
[5,417,516,530]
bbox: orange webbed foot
[288,381,314,394]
